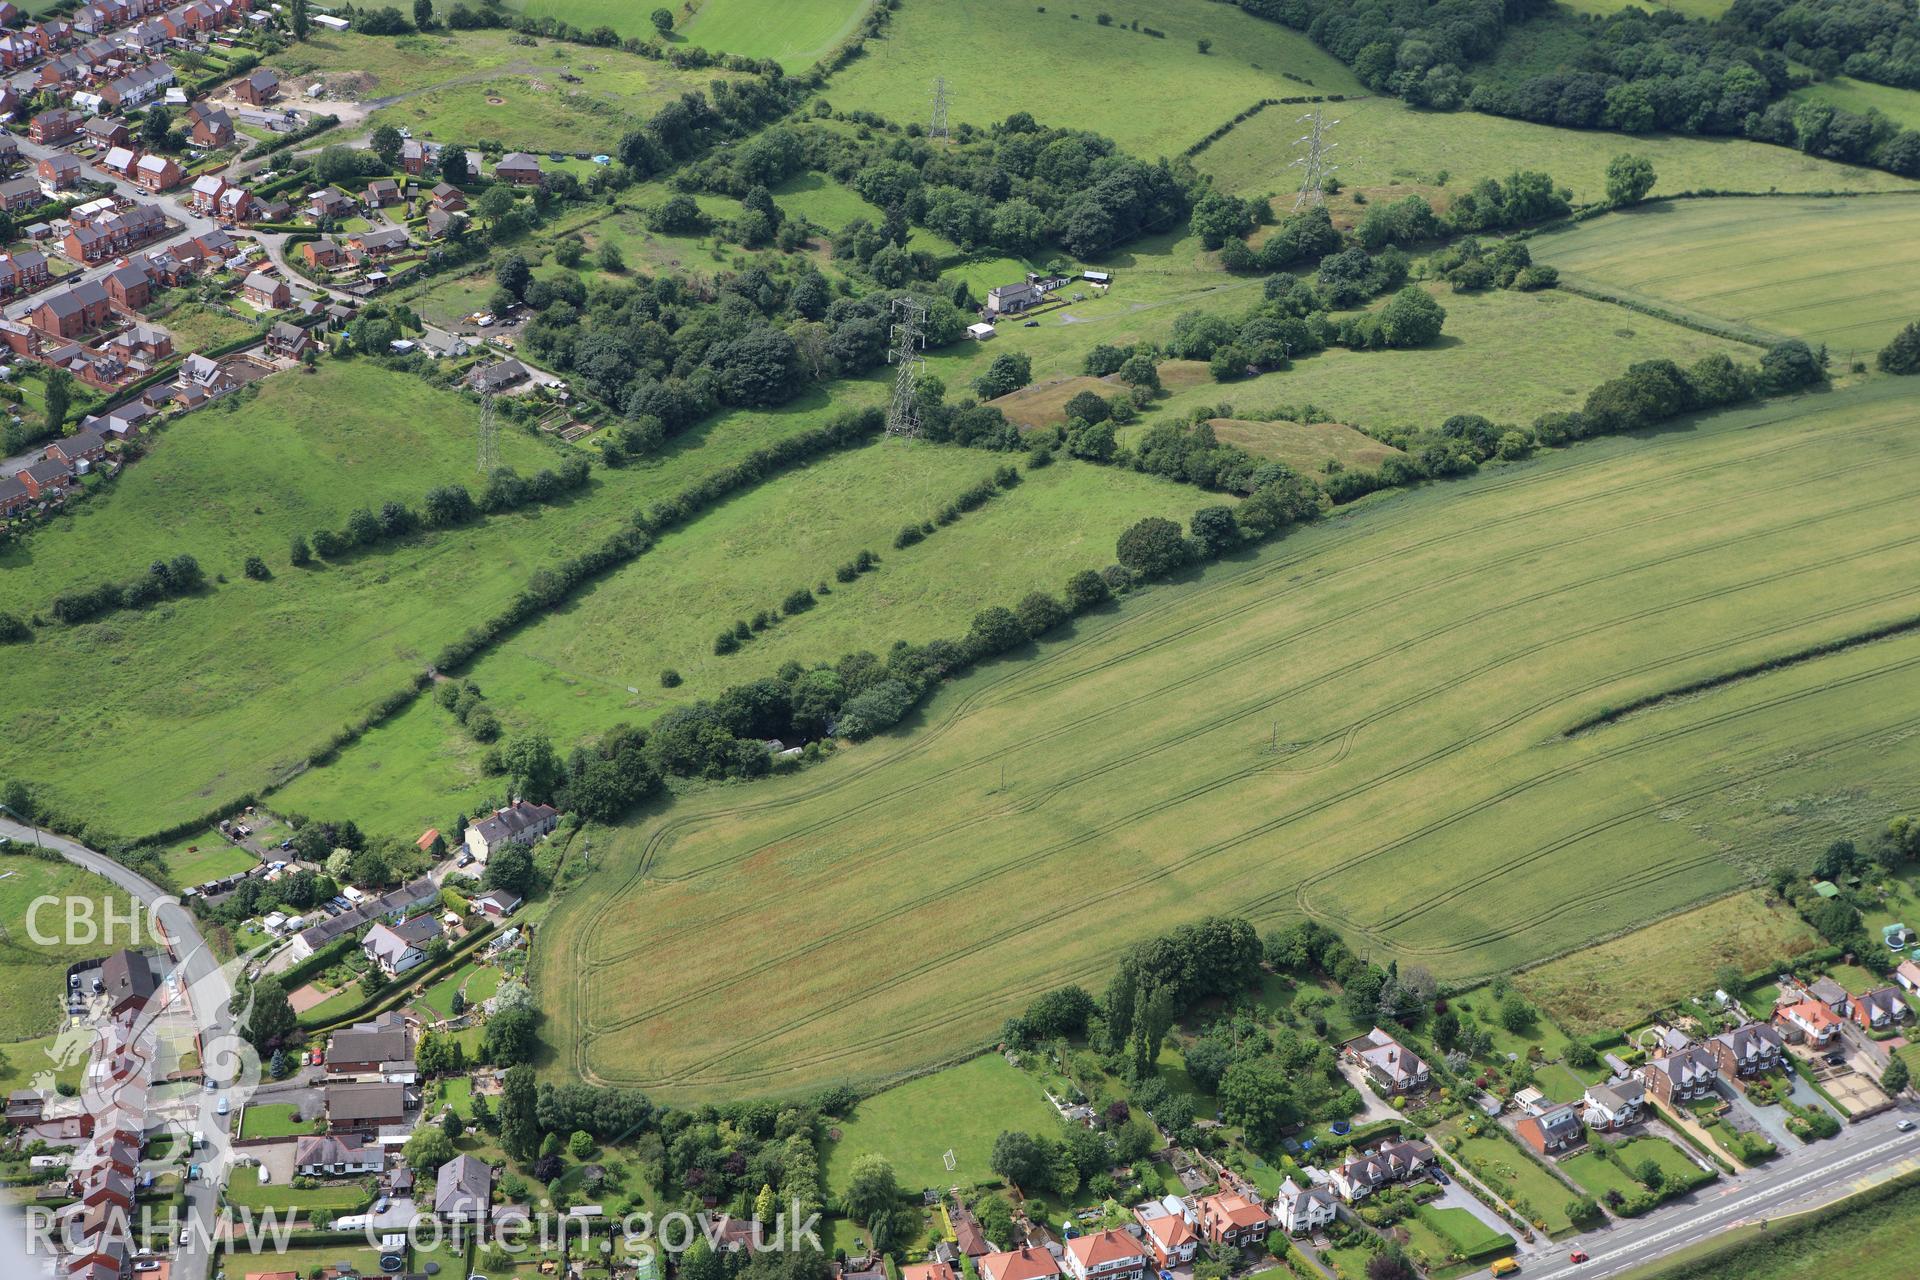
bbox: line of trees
[49,554,204,624]
[299,458,591,564]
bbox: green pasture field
[1530,195,1920,358]
[1791,76,1920,132]
[821,1053,1061,1194]
[822,0,1364,159]
[1208,420,1406,475]
[1513,889,1821,1038]
[0,362,606,833]
[772,172,883,230]
[680,0,874,67]
[1194,97,1920,205]
[1143,285,1757,430]
[0,854,138,1042]
[534,376,1920,1102]
[288,417,1209,841]
[0,1030,89,1094]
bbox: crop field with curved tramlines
[538,378,1920,1101]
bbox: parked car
[133,1262,161,1273]
[374,1195,390,1212]
[1430,1167,1451,1185]
[215,1095,229,1116]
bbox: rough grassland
[1513,889,1821,1037]
[823,0,1363,158]
[1195,97,1920,205]
[1148,286,1757,430]
[1208,420,1406,474]
[536,378,1920,1101]
[281,429,1209,842]
[1530,196,1920,359]
[822,1054,1060,1194]
[0,364,827,838]
[270,30,738,153]
[681,0,874,68]
[0,854,137,1043]
[1791,77,1920,132]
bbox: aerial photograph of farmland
[1,1,1917,1279]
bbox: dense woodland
[1232,0,1920,175]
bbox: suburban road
[1511,1103,1920,1278]
[0,815,230,1280]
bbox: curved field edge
[533,379,1920,1101]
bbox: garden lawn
[1417,1203,1512,1259]
[1513,889,1823,1038]
[417,964,478,1020]
[1530,196,1920,359]
[219,1242,386,1277]
[824,0,1363,159]
[1561,1149,1643,1200]
[237,1102,311,1140]
[1195,97,1920,205]
[821,1053,1060,1195]
[1450,1132,1578,1235]
[1614,1135,1715,1188]
[1532,1062,1594,1104]
[224,1174,372,1212]
[150,299,261,351]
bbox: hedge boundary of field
[1181,93,1358,160]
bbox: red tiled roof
[981,1247,1063,1280]
[1064,1230,1149,1269]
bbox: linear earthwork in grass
[535,376,1920,1102]
[1530,196,1920,359]
[280,432,1209,842]
[822,0,1363,158]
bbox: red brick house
[242,271,288,308]
[185,100,232,147]
[0,176,38,211]
[133,153,182,192]
[299,238,340,268]
[45,425,107,468]
[29,107,82,142]
[17,457,71,498]
[233,65,276,105]
[493,151,543,186]
[1061,1229,1150,1280]
[36,153,81,189]
[63,222,111,263]
[0,249,50,294]
[1195,1191,1270,1249]
[103,260,150,309]
[81,115,128,148]
[31,278,111,337]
